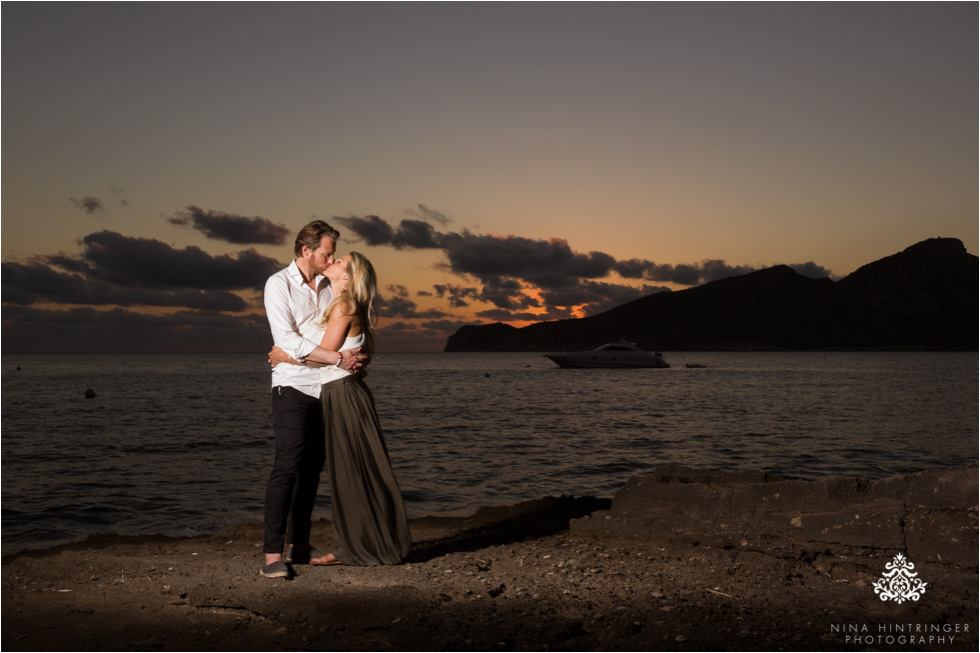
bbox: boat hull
[544,354,670,369]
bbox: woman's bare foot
[310,552,340,565]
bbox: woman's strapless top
[318,332,366,385]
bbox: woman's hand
[268,345,291,368]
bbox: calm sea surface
[2,351,976,556]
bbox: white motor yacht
[544,343,670,369]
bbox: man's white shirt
[264,260,333,398]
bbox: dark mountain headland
[445,238,978,352]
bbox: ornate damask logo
[872,553,927,603]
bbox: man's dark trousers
[263,385,326,554]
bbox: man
[261,220,366,578]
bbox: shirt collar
[287,259,327,288]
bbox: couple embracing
[261,220,410,578]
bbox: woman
[271,252,411,565]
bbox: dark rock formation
[445,237,978,351]
[571,464,979,568]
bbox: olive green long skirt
[321,375,411,565]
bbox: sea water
[1,351,976,555]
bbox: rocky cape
[445,238,978,352]
[3,465,977,651]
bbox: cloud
[378,294,447,319]
[433,284,480,308]
[614,258,832,285]
[788,261,833,279]
[337,214,830,300]
[1,305,269,353]
[613,258,757,285]
[376,320,418,335]
[337,215,445,249]
[611,258,651,279]
[335,215,395,247]
[379,318,482,337]
[373,318,474,351]
[476,278,540,310]
[42,252,93,275]
[392,219,444,249]
[0,229,284,352]
[417,319,485,335]
[65,230,282,290]
[336,213,836,320]
[109,186,129,207]
[1,261,248,311]
[541,281,672,315]
[377,284,453,318]
[441,234,617,284]
[70,196,104,215]
[408,204,452,226]
[168,205,290,245]
[2,229,280,313]
[10,210,833,353]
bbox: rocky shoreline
[3,465,977,651]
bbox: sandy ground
[3,496,977,652]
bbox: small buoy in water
[16,366,21,370]
[484,373,491,377]
[84,388,97,399]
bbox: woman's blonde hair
[318,251,378,353]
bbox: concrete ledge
[571,464,978,567]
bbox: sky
[2,2,977,353]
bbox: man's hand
[268,345,289,368]
[339,348,359,373]
[354,350,371,375]
[339,348,372,374]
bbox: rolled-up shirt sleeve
[264,275,321,359]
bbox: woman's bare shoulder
[330,301,363,334]
[330,301,355,320]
